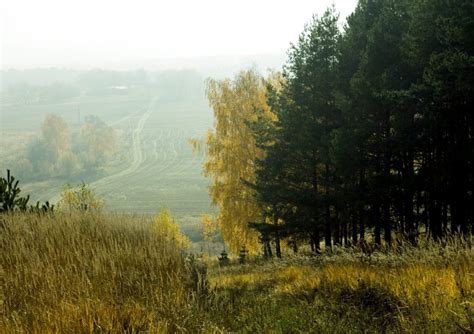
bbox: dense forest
[203,0,474,255]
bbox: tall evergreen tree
[209,0,474,256]
[250,7,342,253]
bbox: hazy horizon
[0,53,288,75]
[1,0,358,70]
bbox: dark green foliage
[249,221,282,257]
[247,0,474,255]
[30,201,55,214]
[0,170,55,214]
[0,170,30,212]
[248,7,342,254]
[218,250,230,266]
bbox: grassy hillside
[2,212,473,333]
[209,246,474,333]
[1,212,210,332]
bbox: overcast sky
[1,0,358,69]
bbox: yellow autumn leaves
[151,208,191,249]
[202,70,280,254]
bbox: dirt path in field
[49,97,156,204]
[90,97,156,187]
[109,109,141,127]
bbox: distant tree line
[203,0,473,256]
[2,68,205,103]
[6,82,80,105]
[15,114,117,180]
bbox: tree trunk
[325,209,332,252]
[383,201,391,247]
[404,151,416,244]
[359,208,365,240]
[352,212,358,245]
[374,205,381,247]
[275,236,281,258]
[325,164,332,251]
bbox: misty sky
[1,0,358,69]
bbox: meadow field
[0,87,213,219]
[2,212,473,333]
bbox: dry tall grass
[2,212,473,333]
[1,212,207,333]
[210,242,474,333]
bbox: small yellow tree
[58,182,104,212]
[41,113,70,159]
[203,69,278,254]
[151,208,190,249]
[80,115,118,169]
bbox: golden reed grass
[1,212,203,333]
[2,211,473,332]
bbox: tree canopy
[204,0,474,255]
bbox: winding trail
[44,95,212,215]
[49,97,156,204]
[109,109,141,127]
[90,97,155,188]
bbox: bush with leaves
[58,182,104,212]
[152,208,190,250]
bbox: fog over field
[1,69,212,220]
[0,0,358,222]
[2,0,358,69]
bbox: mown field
[0,89,213,219]
[2,212,473,333]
